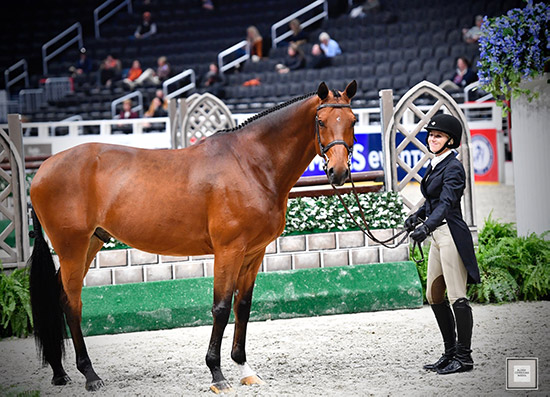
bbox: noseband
[315,103,354,172]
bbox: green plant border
[413,214,550,304]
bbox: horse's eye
[318,120,325,127]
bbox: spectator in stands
[127,56,171,88]
[144,97,168,118]
[439,56,478,92]
[349,0,381,18]
[319,32,342,58]
[134,11,157,39]
[309,43,331,69]
[462,15,483,44]
[118,99,139,120]
[99,54,122,88]
[201,63,226,98]
[275,43,306,74]
[202,0,214,10]
[69,47,93,84]
[150,88,168,109]
[246,25,264,62]
[116,98,139,133]
[287,19,308,47]
[121,59,143,89]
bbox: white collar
[430,149,454,170]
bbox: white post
[510,73,550,237]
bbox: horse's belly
[101,201,214,257]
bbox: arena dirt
[0,301,548,396]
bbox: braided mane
[216,91,317,135]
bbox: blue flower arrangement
[477,0,549,111]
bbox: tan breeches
[426,224,468,305]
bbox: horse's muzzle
[327,166,350,186]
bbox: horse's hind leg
[231,250,266,386]
[58,234,106,391]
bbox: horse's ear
[317,82,329,100]
[345,80,357,99]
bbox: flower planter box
[77,229,410,287]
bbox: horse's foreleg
[232,250,266,387]
[206,249,245,394]
[59,235,105,391]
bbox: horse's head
[315,80,357,186]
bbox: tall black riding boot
[438,298,474,374]
[423,301,456,371]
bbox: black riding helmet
[425,114,462,154]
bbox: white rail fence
[2,102,502,160]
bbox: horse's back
[30,142,221,255]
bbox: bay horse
[28,80,357,393]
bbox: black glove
[410,224,430,243]
[404,214,419,232]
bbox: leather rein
[314,103,425,265]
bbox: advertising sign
[470,128,499,182]
[304,129,499,182]
[303,131,430,180]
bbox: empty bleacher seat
[375,62,391,77]
[377,76,392,90]
[406,59,422,75]
[433,45,450,61]
[422,59,439,74]
[393,74,409,91]
[391,60,407,76]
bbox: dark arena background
[0,0,524,119]
[1,0,549,396]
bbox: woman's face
[428,130,451,155]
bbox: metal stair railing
[4,59,29,95]
[42,22,84,76]
[94,0,133,39]
[111,91,144,119]
[271,0,328,49]
[217,41,250,74]
[464,81,493,103]
[164,69,196,99]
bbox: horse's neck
[254,97,319,195]
[238,97,318,197]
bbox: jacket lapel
[422,154,455,192]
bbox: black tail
[28,209,67,366]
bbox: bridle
[315,102,425,265]
[315,103,354,172]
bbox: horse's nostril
[328,167,335,177]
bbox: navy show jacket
[414,152,481,284]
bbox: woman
[129,56,171,89]
[99,54,122,87]
[246,25,263,61]
[439,56,477,91]
[122,59,143,89]
[275,43,305,74]
[288,18,308,47]
[405,114,480,375]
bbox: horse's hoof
[51,374,71,385]
[209,380,233,394]
[240,374,265,386]
[85,379,105,391]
